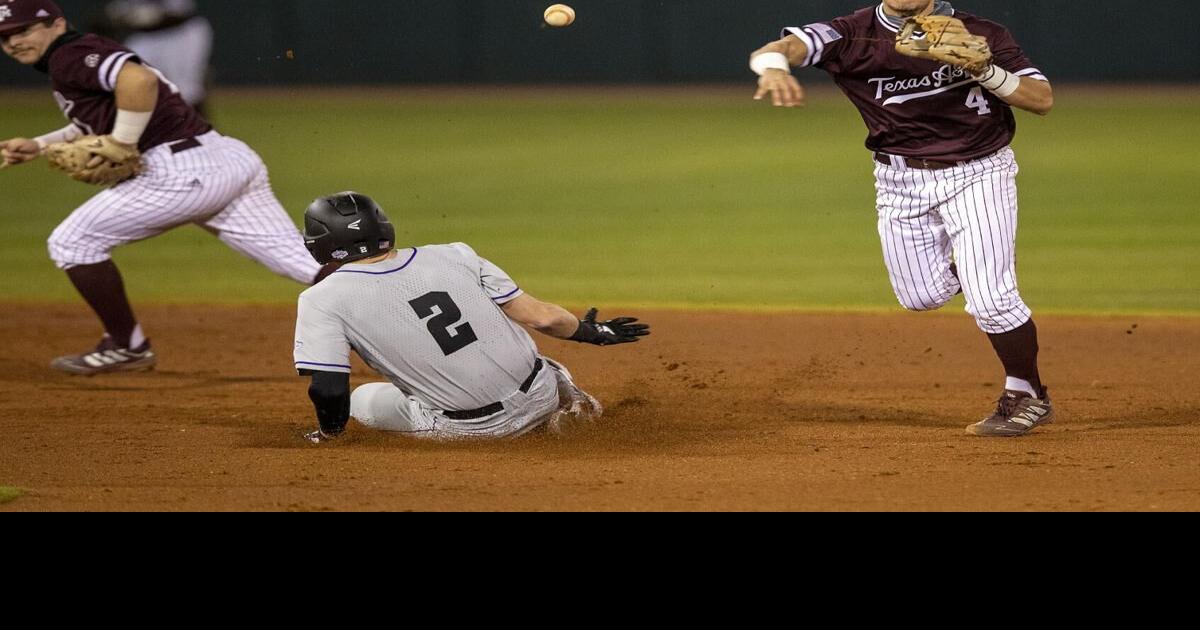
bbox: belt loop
[889,154,906,170]
[169,137,202,155]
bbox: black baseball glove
[570,308,650,346]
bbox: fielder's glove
[570,308,650,346]
[894,15,993,74]
[46,135,143,186]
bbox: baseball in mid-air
[544,4,576,28]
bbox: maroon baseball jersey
[36,32,211,152]
[785,5,1048,162]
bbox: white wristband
[111,109,153,146]
[973,65,1021,98]
[750,52,791,76]
[34,124,84,152]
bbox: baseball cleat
[51,337,157,376]
[966,388,1054,437]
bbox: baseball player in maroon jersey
[0,0,324,376]
[750,1,1056,437]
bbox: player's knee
[891,275,959,312]
[897,292,953,313]
[46,230,105,269]
[350,383,395,428]
[349,385,377,427]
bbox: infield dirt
[2,303,1197,511]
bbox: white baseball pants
[350,357,588,439]
[874,147,1032,334]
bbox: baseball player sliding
[0,0,324,377]
[750,1,1056,437]
[294,193,650,443]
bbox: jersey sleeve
[294,294,352,375]
[50,39,141,93]
[448,242,524,305]
[988,25,1048,82]
[781,16,853,72]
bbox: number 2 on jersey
[409,292,479,356]
[965,87,992,116]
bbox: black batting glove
[570,308,651,346]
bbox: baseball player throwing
[294,192,650,443]
[750,1,1055,437]
[0,0,323,376]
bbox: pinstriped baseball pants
[47,131,320,285]
[874,147,1032,334]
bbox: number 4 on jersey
[966,87,992,116]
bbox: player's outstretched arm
[2,124,86,168]
[502,294,650,346]
[1,138,42,167]
[750,35,808,108]
[502,294,580,338]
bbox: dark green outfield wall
[3,1,1198,85]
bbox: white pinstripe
[874,147,1031,334]
[47,131,320,284]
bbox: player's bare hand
[754,70,806,108]
[304,429,340,444]
[0,138,41,166]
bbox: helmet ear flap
[377,210,396,251]
[303,218,336,265]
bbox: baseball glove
[895,15,993,74]
[46,135,143,186]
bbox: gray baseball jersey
[293,243,539,412]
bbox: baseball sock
[129,325,147,350]
[987,319,1043,397]
[65,261,140,349]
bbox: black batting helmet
[303,192,396,265]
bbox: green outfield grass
[1,86,1197,314]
